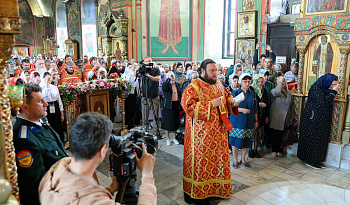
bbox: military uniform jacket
[13,117,68,205]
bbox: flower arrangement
[58,78,133,106]
[58,84,80,106]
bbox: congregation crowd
[6,43,340,205]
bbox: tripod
[141,76,161,139]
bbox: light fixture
[8,85,25,115]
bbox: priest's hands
[231,98,237,107]
[213,97,222,107]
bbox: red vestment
[60,70,82,85]
[181,78,238,199]
[82,63,99,81]
[59,62,82,81]
[60,69,82,121]
[14,64,35,77]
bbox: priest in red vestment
[60,61,82,84]
[14,59,35,77]
[181,59,239,204]
[82,57,99,81]
[59,55,82,81]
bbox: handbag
[282,124,298,147]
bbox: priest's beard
[203,72,217,85]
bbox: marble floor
[95,124,350,204]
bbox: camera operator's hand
[135,143,155,177]
[145,73,149,77]
[106,176,119,194]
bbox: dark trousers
[46,101,65,142]
[270,128,283,152]
[125,93,136,129]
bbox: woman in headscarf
[249,74,269,158]
[229,73,258,168]
[269,76,294,157]
[98,67,108,79]
[121,64,137,129]
[30,71,41,85]
[256,63,265,76]
[229,74,240,92]
[174,62,186,88]
[20,70,30,84]
[298,73,340,169]
[161,71,182,146]
[226,63,243,77]
[39,72,65,142]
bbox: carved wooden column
[342,85,350,144]
[107,35,112,65]
[296,48,306,95]
[338,48,350,99]
[338,47,350,144]
[0,0,20,199]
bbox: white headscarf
[20,71,28,83]
[238,73,251,84]
[98,67,107,79]
[30,71,41,84]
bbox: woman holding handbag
[161,71,182,146]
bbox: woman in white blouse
[40,72,65,142]
[121,65,137,129]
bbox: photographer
[141,57,160,127]
[39,112,157,205]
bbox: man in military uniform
[13,83,68,205]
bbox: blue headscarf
[313,73,337,95]
[174,63,184,80]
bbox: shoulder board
[18,126,29,139]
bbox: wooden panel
[86,90,110,119]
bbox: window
[55,1,68,58]
[222,0,237,58]
[81,0,97,57]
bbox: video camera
[108,126,158,205]
[137,62,154,76]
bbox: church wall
[34,17,44,55]
[15,0,35,56]
[15,0,56,57]
[139,0,205,64]
[66,1,83,60]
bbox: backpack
[175,130,184,145]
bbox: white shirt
[40,84,64,111]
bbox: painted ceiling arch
[27,0,53,17]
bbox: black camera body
[108,126,158,205]
[137,62,153,76]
